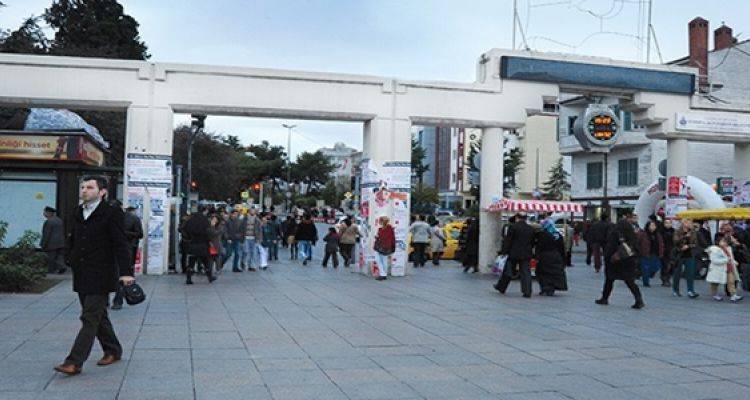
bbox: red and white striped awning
[485,198,584,213]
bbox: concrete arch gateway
[2,49,749,274]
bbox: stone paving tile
[3,247,750,400]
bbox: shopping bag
[371,261,379,277]
[492,255,507,275]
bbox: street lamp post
[282,123,296,212]
[187,114,206,212]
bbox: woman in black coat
[596,213,644,309]
[182,207,216,284]
[462,218,480,273]
[535,220,568,296]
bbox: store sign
[676,112,750,134]
[0,134,104,166]
[716,176,734,196]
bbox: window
[543,98,558,113]
[568,116,577,135]
[586,162,603,189]
[623,111,632,131]
[618,158,638,186]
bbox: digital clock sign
[573,105,621,150]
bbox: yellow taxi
[408,220,466,260]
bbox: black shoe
[111,303,122,310]
[632,300,645,309]
[302,260,308,266]
[493,284,505,294]
[643,283,651,287]
[232,268,242,272]
[261,267,267,270]
[248,267,257,271]
[57,269,67,274]
[322,264,327,268]
[208,277,217,283]
[595,298,608,305]
[523,293,532,298]
[661,281,670,287]
[376,276,386,281]
[186,280,193,285]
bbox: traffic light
[252,182,261,191]
[191,180,198,190]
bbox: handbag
[123,282,146,306]
[611,235,635,263]
[208,243,219,256]
[492,255,508,275]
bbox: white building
[318,142,361,183]
[560,18,748,220]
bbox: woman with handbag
[430,221,445,266]
[706,236,743,302]
[183,206,216,285]
[595,212,645,309]
[373,216,396,281]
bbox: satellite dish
[658,160,667,177]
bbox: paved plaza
[2,246,750,400]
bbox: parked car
[407,220,466,260]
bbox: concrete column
[734,143,750,184]
[478,127,504,272]
[124,105,175,275]
[666,138,689,178]
[362,117,412,276]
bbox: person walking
[224,210,246,272]
[637,220,664,288]
[41,206,66,274]
[322,226,340,268]
[535,219,568,296]
[409,215,431,268]
[706,236,744,302]
[660,219,676,287]
[258,214,276,270]
[494,213,536,297]
[296,215,318,265]
[430,221,446,266]
[338,217,360,268]
[673,219,700,298]
[112,206,143,310]
[183,206,216,285]
[207,213,225,274]
[595,212,645,309]
[244,209,261,271]
[286,216,299,260]
[268,214,281,261]
[373,216,396,280]
[54,176,133,376]
[462,218,480,273]
[177,214,192,274]
[588,214,613,273]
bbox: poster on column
[665,176,688,219]
[374,161,411,277]
[125,153,172,275]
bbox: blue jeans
[224,240,242,270]
[640,256,662,286]
[244,238,258,268]
[673,257,696,293]
[299,240,313,261]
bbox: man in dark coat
[41,206,66,274]
[112,206,143,309]
[494,213,536,297]
[587,214,613,273]
[54,176,133,376]
[182,206,216,284]
[595,211,645,309]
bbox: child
[706,236,743,302]
[322,226,340,268]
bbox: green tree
[411,137,429,186]
[411,185,439,214]
[541,157,570,200]
[241,140,287,196]
[291,151,335,194]
[222,135,243,152]
[0,16,49,54]
[44,0,149,60]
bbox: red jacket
[375,225,396,255]
[638,230,664,258]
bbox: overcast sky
[2,0,749,156]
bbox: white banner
[734,180,750,206]
[676,112,750,134]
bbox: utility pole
[282,124,296,212]
[603,152,610,218]
[512,0,517,50]
[187,114,206,211]
[646,0,653,63]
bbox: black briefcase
[123,282,146,306]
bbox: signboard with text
[0,133,104,166]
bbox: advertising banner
[666,176,688,218]
[676,112,750,135]
[125,153,172,275]
[734,180,750,206]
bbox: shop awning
[485,198,584,213]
